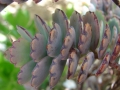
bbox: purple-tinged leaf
[47,23,62,57]
[10,38,31,67]
[98,24,111,59]
[110,34,120,64]
[67,48,79,79]
[61,27,76,60]
[31,33,47,62]
[17,26,33,42]
[78,23,92,55]
[18,60,36,84]
[49,55,66,89]
[31,56,52,88]
[95,52,111,76]
[78,52,94,84]
[83,11,100,51]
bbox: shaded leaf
[83,11,100,51]
[18,60,36,84]
[78,23,92,55]
[70,11,83,46]
[67,48,79,79]
[47,23,62,57]
[31,33,47,62]
[49,55,66,89]
[31,56,52,88]
[61,27,76,60]
[98,24,111,59]
[96,52,111,76]
[78,52,94,84]
[110,34,120,64]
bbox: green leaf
[10,38,31,67]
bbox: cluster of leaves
[4,4,120,90]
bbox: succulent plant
[90,0,120,21]
[5,8,120,90]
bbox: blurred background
[0,0,95,90]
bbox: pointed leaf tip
[17,26,33,42]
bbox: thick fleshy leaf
[110,34,120,64]
[31,56,52,88]
[18,60,36,84]
[67,48,79,79]
[95,10,106,43]
[17,26,33,42]
[31,33,47,62]
[10,38,31,67]
[61,27,76,60]
[49,55,66,89]
[78,23,92,55]
[98,24,111,59]
[52,9,69,40]
[112,0,120,7]
[95,52,111,76]
[108,17,120,41]
[110,26,118,50]
[35,15,50,40]
[70,11,83,46]
[83,11,100,51]
[78,52,94,84]
[47,23,62,57]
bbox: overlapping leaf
[31,56,52,88]
[47,23,62,57]
[18,60,36,84]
